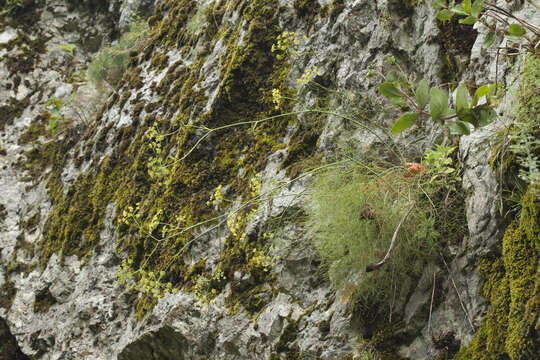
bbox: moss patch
[24,0,325,319]
[435,16,477,84]
[33,287,57,313]
[455,186,539,360]
[0,97,30,132]
[0,279,17,310]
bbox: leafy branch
[434,0,540,49]
[378,66,500,135]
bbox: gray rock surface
[1,0,538,359]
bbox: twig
[440,252,476,332]
[365,204,415,272]
[428,271,436,336]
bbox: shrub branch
[365,204,415,272]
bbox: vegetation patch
[455,186,539,360]
[306,143,466,355]
[25,0,327,319]
[33,287,57,313]
[0,279,17,310]
[87,18,150,89]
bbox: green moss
[456,186,539,360]
[18,113,49,144]
[27,0,325,320]
[328,0,345,22]
[149,52,169,72]
[0,279,16,310]
[24,211,40,232]
[33,287,57,313]
[0,204,6,224]
[293,0,320,22]
[0,97,29,132]
[435,16,477,83]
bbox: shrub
[307,163,437,287]
[305,143,465,322]
[87,18,149,88]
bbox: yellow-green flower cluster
[248,248,276,272]
[297,65,318,85]
[117,258,179,299]
[248,174,262,197]
[271,31,307,59]
[145,122,170,180]
[227,211,250,242]
[207,184,225,208]
[271,88,282,110]
[120,202,142,225]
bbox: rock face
[0,0,538,359]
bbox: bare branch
[365,204,414,272]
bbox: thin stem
[365,204,415,272]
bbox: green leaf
[416,79,429,110]
[391,112,419,133]
[57,43,76,55]
[457,107,472,123]
[459,16,477,25]
[470,105,497,127]
[451,5,468,15]
[430,87,448,121]
[390,97,406,106]
[379,82,402,98]
[456,84,469,113]
[471,84,490,107]
[447,120,471,135]
[385,70,398,82]
[436,9,454,21]
[433,0,447,10]
[463,0,471,13]
[483,31,495,48]
[471,0,484,17]
[475,84,490,99]
[505,23,526,41]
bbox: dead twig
[440,252,476,332]
[428,271,436,336]
[366,204,414,272]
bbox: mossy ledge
[25,0,325,318]
[455,186,539,360]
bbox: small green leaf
[459,16,477,25]
[456,84,469,113]
[463,0,471,13]
[457,107,472,123]
[379,82,402,98]
[430,87,448,121]
[505,23,526,41]
[471,105,497,127]
[470,84,490,107]
[475,84,490,98]
[391,112,419,133]
[433,0,447,10]
[416,79,429,110]
[451,5,468,15]
[483,31,495,48]
[447,120,471,135]
[436,9,454,21]
[390,97,406,106]
[385,70,398,82]
[471,0,484,17]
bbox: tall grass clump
[87,18,149,88]
[0,0,22,15]
[306,152,465,323]
[510,55,540,197]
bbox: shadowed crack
[0,317,30,360]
